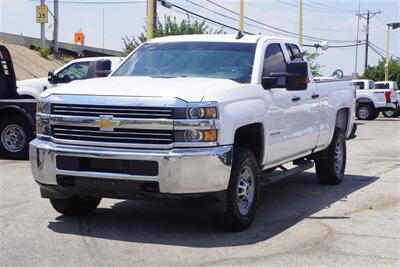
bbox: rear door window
[354,82,364,89]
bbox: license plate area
[56,156,158,176]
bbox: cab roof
[148,34,295,44]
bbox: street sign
[74,32,85,44]
[36,5,48,23]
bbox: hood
[41,76,243,102]
[17,77,48,89]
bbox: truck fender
[356,97,376,107]
[17,86,41,100]
[0,105,36,130]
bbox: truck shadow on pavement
[48,172,378,248]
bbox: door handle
[311,94,320,99]
[292,96,301,102]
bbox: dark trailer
[0,44,36,159]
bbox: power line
[163,1,254,34]
[276,0,350,14]
[205,0,359,43]
[303,42,366,48]
[305,0,356,13]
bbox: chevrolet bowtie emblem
[94,115,120,131]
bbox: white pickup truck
[30,35,356,231]
[17,56,123,99]
[375,81,399,117]
[352,79,399,120]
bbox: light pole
[299,0,303,47]
[385,22,400,81]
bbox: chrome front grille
[51,125,173,146]
[49,103,174,148]
[51,104,173,119]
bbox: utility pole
[53,0,59,57]
[354,0,361,78]
[40,0,45,48]
[299,0,303,47]
[385,23,400,81]
[357,10,381,70]
[239,0,244,33]
[153,0,157,36]
[146,0,156,40]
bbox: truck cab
[16,57,123,99]
[353,79,399,120]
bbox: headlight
[37,101,50,114]
[174,106,218,119]
[175,129,217,143]
[36,115,51,137]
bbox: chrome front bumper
[30,139,233,194]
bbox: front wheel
[0,116,34,160]
[50,196,101,216]
[315,129,346,185]
[213,148,260,232]
[356,104,377,120]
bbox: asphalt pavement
[1,117,399,266]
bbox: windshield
[112,42,256,83]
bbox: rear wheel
[50,196,101,216]
[382,109,397,118]
[0,116,33,160]
[315,129,346,185]
[214,148,260,232]
[356,104,376,120]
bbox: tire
[0,115,34,160]
[382,110,397,118]
[214,148,260,231]
[315,129,346,185]
[356,104,376,120]
[50,196,101,216]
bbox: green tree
[304,51,324,76]
[361,58,400,85]
[123,15,224,54]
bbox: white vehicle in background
[375,81,399,117]
[352,79,399,120]
[31,35,357,231]
[17,57,124,99]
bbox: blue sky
[0,0,399,76]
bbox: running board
[260,161,314,186]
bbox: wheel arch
[335,108,350,135]
[356,97,375,107]
[233,123,264,165]
[0,106,35,131]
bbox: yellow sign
[36,5,48,23]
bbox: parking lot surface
[1,118,399,266]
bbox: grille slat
[52,127,172,136]
[51,104,173,119]
[52,126,173,145]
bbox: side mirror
[262,61,308,91]
[48,71,56,84]
[95,60,112,77]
